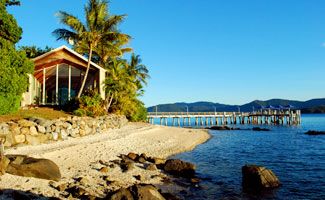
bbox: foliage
[72,90,106,117]
[0,0,34,115]
[53,0,149,121]
[104,57,149,121]
[53,0,130,98]
[19,45,53,58]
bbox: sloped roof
[32,45,106,71]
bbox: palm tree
[127,54,150,95]
[53,0,128,98]
[104,58,136,111]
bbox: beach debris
[5,154,61,181]
[164,159,196,177]
[242,165,281,190]
[305,130,325,135]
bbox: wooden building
[21,46,106,106]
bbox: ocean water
[164,114,325,200]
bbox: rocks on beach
[305,130,325,135]
[5,155,61,181]
[252,127,271,131]
[0,114,128,147]
[242,165,281,191]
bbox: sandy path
[0,123,210,198]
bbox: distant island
[147,98,325,114]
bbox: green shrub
[0,1,34,115]
[66,90,106,117]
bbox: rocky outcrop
[164,159,196,177]
[242,165,281,190]
[0,114,128,147]
[305,130,325,135]
[5,155,61,181]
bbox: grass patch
[0,107,71,123]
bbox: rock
[57,183,68,192]
[121,162,135,172]
[0,156,10,175]
[190,178,200,183]
[242,165,281,190]
[29,126,38,136]
[252,127,270,131]
[164,159,196,177]
[99,167,109,173]
[305,130,325,135]
[52,132,59,141]
[207,126,241,131]
[37,125,46,134]
[77,177,90,186]
[127,152,138,161]
[25,135,41,145]
[146,164,157,171]
[59,130,68,140]
[109,188,134,200]
[20,127,30,135]
[148,157,166,165]
[17,119,35,127]
[14,134,26,144]
[137,156,146,163]
[131,184,166,200]
[134,175,143,181]
[140,153,148,160]
[6,155,61,181]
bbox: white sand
[0,123,210,198]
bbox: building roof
[32,45,106,72]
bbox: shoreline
[0,122,210,199]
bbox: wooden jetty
[147,110,301,126]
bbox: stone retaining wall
[0,115,128,147]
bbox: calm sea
[161,114,325,200]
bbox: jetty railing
[147,110,301,126]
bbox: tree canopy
[0,0,33,114]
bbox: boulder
[29,126,38,136]
[17,119,35,127]
[14,134,26,144]
[37,125,46,134]
[164,159,196,177]
[242,165,280,190]
[305,130,325,135]
[130,184,166,200]
[109,188,134,200]
[6,155,61,181]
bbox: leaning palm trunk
[105,92,114,111]
[77,47,93,98]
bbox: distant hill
[147,98,325,113]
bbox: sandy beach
[0,123,210,198]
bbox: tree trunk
[106,93,114,111]
[77,46,93,98]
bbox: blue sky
[8,0,325,106]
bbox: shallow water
[170,114,325,200]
